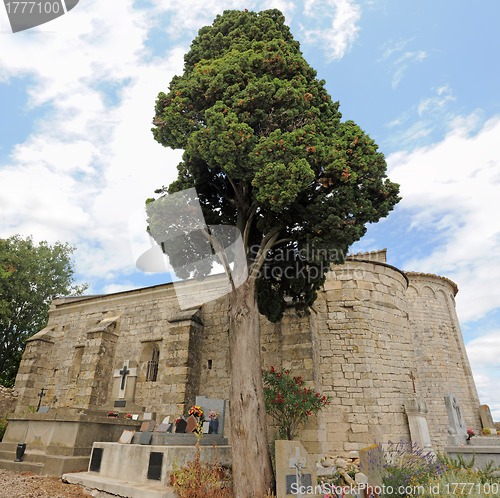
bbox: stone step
[63,471,177,498]
[0,457,43,474]
[0,449,49,464]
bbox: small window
[146,346,159,382]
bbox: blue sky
[1,0,499,418]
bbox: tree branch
[249,226,282,281]
[243,203,258,249]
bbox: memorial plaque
[147,452,163,481]
[202,421,210,434]
[140,421,156,432]
[89,447,103,472]
[285,473,312,494]
[175,419,187,433]
[155,423,171,433]
[186,415,197,433]
[114,400,126,408]
[118,430,135,444]
[195,396,226,436]
[139,431,153,445]
[37,406,50,414]
[162,416,170,425]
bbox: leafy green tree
[0,235,87,386]
[149,9,400,495]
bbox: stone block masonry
[11,250,482,461]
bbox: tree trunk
[229,279,274,497]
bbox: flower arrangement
[124,413,133,419]
[107,411,118,418]
[262,366,331,440]
[174,417,182,425]
[188,405,203,418]
[466,428,475,441]
[208,410,219,420]
[481,427,492,435]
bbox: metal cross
[409,371,416,394]
[119,365,130,390]
[36,387,46,411]
[289,446,306,498]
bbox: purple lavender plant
[361,440,446,497]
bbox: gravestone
[186,415,197,433]
[155,423,171,433]
[139,431,153,445]
[444,392,467,445]
[112,360,138,400]
[118,430,135,444]
[139,420,155,432]
[143,412,156,421]
[480,405,496,431]
[175,419,187,433]
[195,396,226,435]
[404,396,434,452]
[275,440,317,498]
[359,444,384,487]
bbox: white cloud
[0,0,184,281]
[301,0,361,60]
[387,115,500,323]
[379,38,427,88]
[149,0,360,61]
[417,85,455,116]
[466,331,500,419]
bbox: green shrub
[262,366,330,440]
[0,414,8,441]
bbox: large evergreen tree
[149,9,400,495]
[0,235,87,386]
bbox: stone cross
[119,364,130,390]
[289,446,306,498]
[444,392,467,445]
[113,360,137,399]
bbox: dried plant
[170,441,232,498]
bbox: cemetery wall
[404,272,482,449]
[0,385,17,419]
[13,250,482,458]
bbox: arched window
[146,346,159,382]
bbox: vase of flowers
[188,405,203,419]
[208,410,219,434]
[466,428,475,443]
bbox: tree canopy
[149,9,400,495]
[0,235,87,386]
[150,9,400,321]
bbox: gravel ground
[0,470,93,497]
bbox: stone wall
[13,251,482,459]
[0,385,18,419]
[314,257,414,456]
[405,272,481,449]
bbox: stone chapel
[9,249,482,462]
